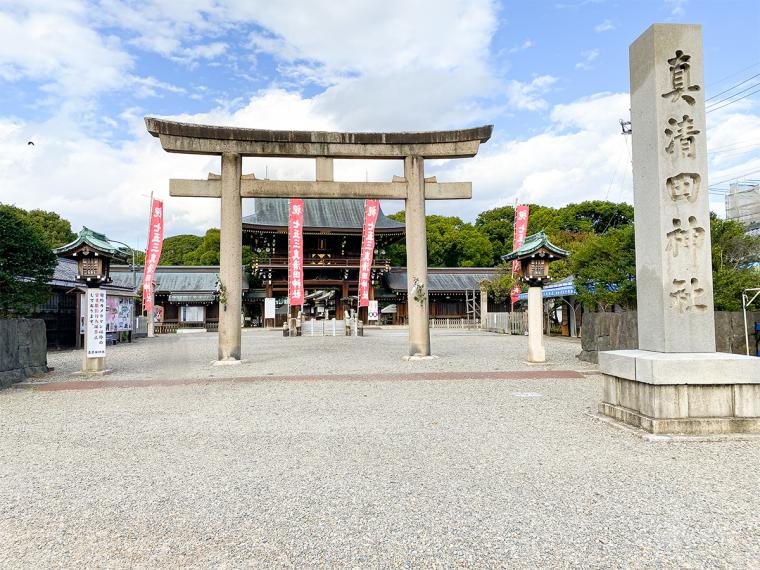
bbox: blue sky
[1,0,759,247]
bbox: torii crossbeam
[145,117,492,362]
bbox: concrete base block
[402,355,439,361]
[178,328,207,334]
[599,350,760,435]
[211,358,246,366]
[598,402,760,435]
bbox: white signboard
[86,288,107,358]
[368,300,379,321]
[264,297,276,320]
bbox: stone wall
[578,311,639,363]
[578,311,760,363]
[0,319,48,388]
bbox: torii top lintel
[145,117,493,159]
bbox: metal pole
[744,291,750,356]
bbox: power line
[710,168,760,186]
[706,81,760,110]
[705,72,760,102]
[707,86,760,114]
[706,61,760,89]
[708,139,760,153]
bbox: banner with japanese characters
[358,200,380,307]
[288,199,305,306]
[511,204,530,304]
[368,300,379,321]
[86,288,107,358]
[142,198,164,313]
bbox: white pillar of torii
[145,118,492,363]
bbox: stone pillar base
[599,350,760,435]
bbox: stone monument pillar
[527,286,545,363]
[598,24,760,435]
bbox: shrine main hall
[112,197,505,328]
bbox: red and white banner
[288,199,305,306]
[358,200,380,307]
[510,204,529,304]
[142,198,164,313]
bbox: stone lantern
[54,227,129,373]
[502,231,569,362]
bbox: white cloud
[508,39,534,54]
[575,49,600,70]
[505,75,558,111]
[594,19,615,33]
[665,0,688,17]
[0,7,132,101]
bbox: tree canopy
[0,206,57,317]
[0,204,76,248]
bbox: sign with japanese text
[358,200,380,307]
[86,288,107,358]
[142,198,164,313]
[264,297,276,319]
[368,300,379,321]
[511,204,530,304]
[288,199,305,306]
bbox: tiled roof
[243,199,405,232]
[53,227,131,260]
[501,231,570,261]
[111,266,249,293]
[384,268,498,293]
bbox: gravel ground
[2,332,758,568]
[42,329,596,382]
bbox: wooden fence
[301,319,346,336]
[483,312,527,335]
[429,317,479,329]
[154,319,218,334]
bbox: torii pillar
[145,118,492,362]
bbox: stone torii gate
[145,118,492,363]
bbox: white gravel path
[42,329,596,382]
[2,331,758,568]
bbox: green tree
[557,201,634,234]
[486,264,523,304]
[386,211,407,266]
[710,215,760,310]
[183,228,221,265]
[0,206,57,317]
[0,204,76,248]
[475,205,516,261]
[387,211,493,267]
[158,234,204,265]
[571,224,637,311]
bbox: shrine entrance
[145,118,491,363]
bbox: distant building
[725,183,760,227]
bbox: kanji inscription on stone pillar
[630,24,715,352]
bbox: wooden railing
[154,319,219,334]
[429,317,480,329]
[255,256,390,268]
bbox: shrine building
[110,198,504,329]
